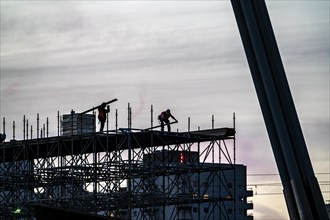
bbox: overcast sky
[1,1,329,219]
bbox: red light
[180,153,184,163]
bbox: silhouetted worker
[158,109,178,132]
[98,102,110,132]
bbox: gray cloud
[1,1,329,218]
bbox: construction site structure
[0,105,253,219]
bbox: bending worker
[98,102,110,132]
[158,109,178,132]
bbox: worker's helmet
[101,102,106,107]
[166,109,171,114]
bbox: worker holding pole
[158,109,177,132]
[98,102,110,132]
[80,99,117,132]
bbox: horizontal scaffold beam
[0,127,234,162]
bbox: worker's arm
[171,115,178,122]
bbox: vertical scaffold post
[106,104,109,132]
[127,103,132,219]
[233,112,236,165]
[26,119,29,140]
[2,117,5,135]
[233,112,236,220]
[37,113,40,139]
[23,115,26,140]
[13,121,15,140]
[46,117,49,138]
[151,105,153,130]
[212,115,214,129]
[43,124,45,139]
[71,110,74,136]
[115,109,118,133]
[93,110,96,133]
[188,117,190,133]
[128,103,132,130]
[57,111,60,136]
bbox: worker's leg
[160,120,164,131]
[164,119,170,132]
[100,120,105,132]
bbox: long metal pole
[80,99,117,115]
[231,1,327,219]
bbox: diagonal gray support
[230,0,328,219]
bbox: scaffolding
[0,105,242,220]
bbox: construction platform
[1,126,244,220]
[0,127,234,162]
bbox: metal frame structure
[0,107,241,220]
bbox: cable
[247,181,330,187]
[248,172,330,176]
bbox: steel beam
[230,0,328,219]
